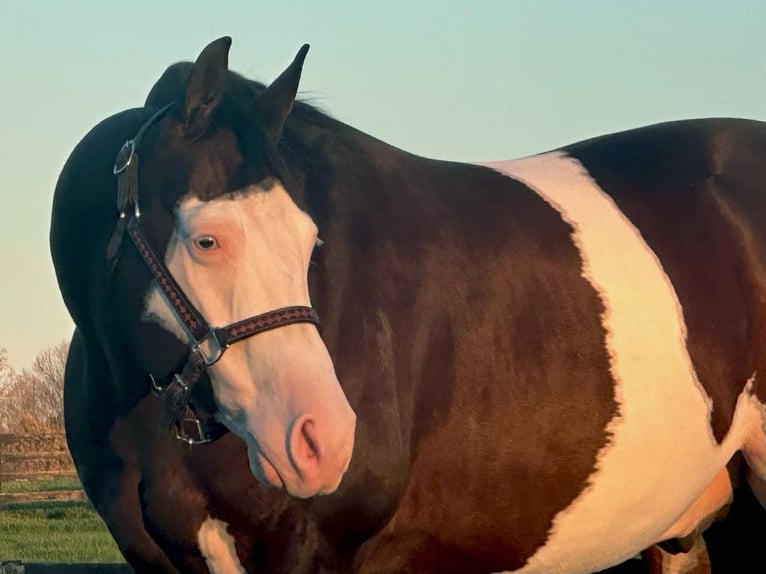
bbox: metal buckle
[175,416,213,446]
[172,372,190,394]
[194,329,226,366]
[149,373,165,394]
[150,373,213,445]
[113,140,136,175]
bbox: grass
[0,492,124,563]
[1,475,82,493]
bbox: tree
[0,347,12,387]
[0,341,69,433]
[27,341,69,430]
[0,347,16,432]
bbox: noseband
[108,104,321,445]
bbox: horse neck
[285,120,427,486]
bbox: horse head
[110,37,356,498]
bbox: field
[1,502,123,563]
[0,440,124,564]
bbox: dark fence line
[0,434,81,504]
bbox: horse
[50,36,766,574]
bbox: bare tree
[28,341,69,429]
[0,347,16,432]
[0,347,12,386]
[0,341,69,433]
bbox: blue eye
[194,236,218,250]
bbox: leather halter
[108,104,321,444]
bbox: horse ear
[182,36,232,139]
[257,44,309,143]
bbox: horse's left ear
[182,36,232,139]
[257,44,310,143]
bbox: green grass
[0,500,124,563]
[1,475,82,493]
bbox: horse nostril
[301,419,319,460]
[290,416,322,478]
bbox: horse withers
[51,36,766,573]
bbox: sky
[2,1,766,369]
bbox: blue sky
[2,1,765,368]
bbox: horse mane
[145,60,358,225]
[145,61,338,131]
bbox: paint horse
[50,37,766,574]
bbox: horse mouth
[253,451,284,490]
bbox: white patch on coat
[659,465,731,541]
[197,516,246,574]
[487,152,763,574]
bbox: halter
[108,104,321,445]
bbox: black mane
[147,62,339,132]
[145,61,355,225]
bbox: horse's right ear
[256,44,309,143]
[182,36,232,139]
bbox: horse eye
[194,236,218,251]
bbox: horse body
[51,38,766,574]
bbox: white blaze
[141,181,355,497]
[143,183,316,339]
